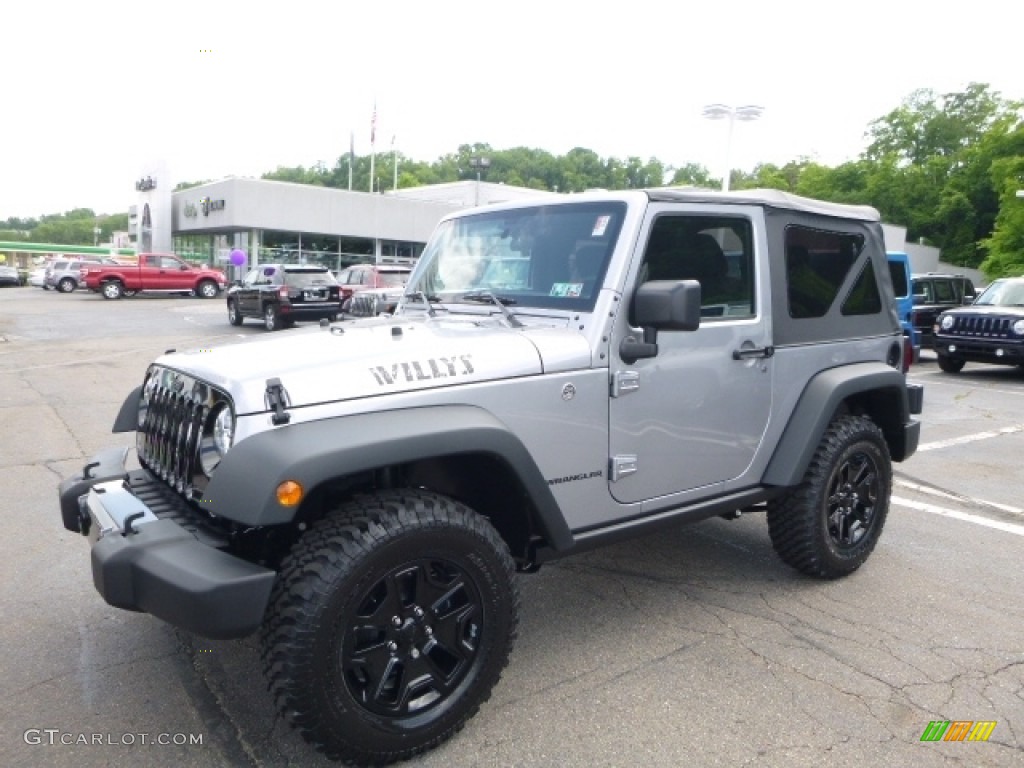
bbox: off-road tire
[260,489,519,766]
[57,277,76,293]
[101,281,124,300]
[937,354,965,373]
[227,300,244,326]
[264,304,280,331]
[197,280,219,299]
[767,414,891,578]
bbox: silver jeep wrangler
[58,188,923,764]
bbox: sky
[2,0,1021,221]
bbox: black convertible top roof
[646,187,880,222]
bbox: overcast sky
[2,0,1021,220]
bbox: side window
[785,226,868,319]
[160,256,185,270]
[242,269,260,287]
[887,262,908,297]
[638,214,754,320]
[337,269,351,283]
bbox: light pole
[93,225,102,247]
[702,104,764,192]
[469,156,491,206]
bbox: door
[608,210,773,505]
[235,267,262,314]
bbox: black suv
[227,264,342,331]
[933,276,1024,372]
[911,273,977,348]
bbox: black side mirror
[620,280,701,364]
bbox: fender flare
[202,405,574,549]
[762,362,911,487]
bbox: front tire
[197,280,219,299]
[101,281,124,300]
[767,414,891,578]
[227,300,244,326]
[261,490,519,765]
[937,354,965,373]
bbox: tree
[979,155,1024,278]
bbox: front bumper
[933,335,1024,364]
[58,448,275,639]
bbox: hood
[156,315,592,414]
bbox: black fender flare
[762,362,912,488]
[203,405,574,550]
[112,385,143,433]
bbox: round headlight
[940,314,955,330]
[199,403,235,475]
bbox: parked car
[932,276,1024,372]
[227,263,343,331]
[0,265,20,287]
[887,252,919,370]
[81,253,226,299]
[336,264,412,314]
[28,266,48,288]
[911,273,977,349]
[45,259,107,293]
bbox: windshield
[409,201,625,311]
[974,279,1024,307]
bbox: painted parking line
[895,479,1024,517]
[916,424,1024,452]
[892,495,1024,537]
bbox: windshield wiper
[460,291,523,328]
[404,290,440,316]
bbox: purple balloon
[229,249,247,266]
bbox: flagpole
[348,131,354,191]
[392,135,397,191]
[369,101,377,193]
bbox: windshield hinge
[265,377,292,425]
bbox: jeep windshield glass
[409,201,625,311]
[973,279,1024,306]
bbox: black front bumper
[58,448,276,639]
[933,335,1024,365]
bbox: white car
[28,267,48,288]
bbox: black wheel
[937,355,965,373]
[767,414,891,578]
[101,281,123,300]
[57,277,76,293]
[197,280,219,299]
[261,490,519,765]
[264,303,280,331]
[227,300,244,326]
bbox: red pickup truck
[81,253,227,300]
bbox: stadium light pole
[702,104,764,192]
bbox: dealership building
[138,176,555,279]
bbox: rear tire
[767,414,891,578]
[261,490,518,765]
[227,300,244,326]
[57,278,76,293]
[264,303,280,331]
[937,355,965,373]
[197,280,219,299]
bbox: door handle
[732,346,774,360]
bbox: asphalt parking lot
[1,286,1022,767]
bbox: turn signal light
[276,480,304,507]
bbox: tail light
[278,286,289,298]
[901,334,913,373]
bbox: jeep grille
[137,366,230,499]
[944,314,1012,338]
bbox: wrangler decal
[371,355,475,386]
[547,470,604,486]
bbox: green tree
[979,155,1024,277]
